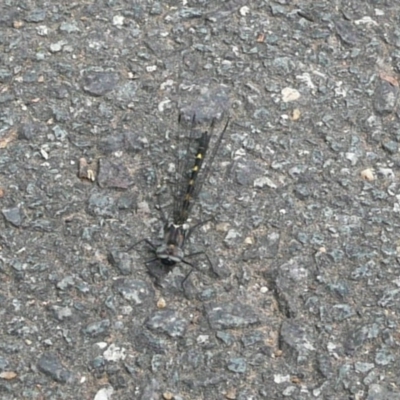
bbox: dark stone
[205,302,260,330]
[108,251,132,275]
[25,9,46,23]
[82,71,119,96]
[335,20,360,46]
[37,353,73,384]
[113,278,154,304]
[97,159,132,190]
[279,320,315,364]
[145,310,188,338]
[374,81,398,115]
[227,357,246,373]
[82,319,111,338]
[2,207,23,227]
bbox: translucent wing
[172,113,229,225]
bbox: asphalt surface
[1,1,400,399]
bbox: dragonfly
[131,112,229,288]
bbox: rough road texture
[1,1,400,399]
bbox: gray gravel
[1,1,400,399]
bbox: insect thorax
[156,243,185,266]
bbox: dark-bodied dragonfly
[133,112,229,285]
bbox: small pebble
[13,21,24,29]
[244,236,254,245]
[291,108,301,121]
[282,87,301,102]
[78,158,96,182]
[157,298,166,309]
[216,222,230,232]
[113,15,124,26]
[0,371,17,380]
[360,168,375,181]
[240,6,250,16]
[225,388,237,399]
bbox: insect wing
[172,114,229,225]
[190,117,229,204]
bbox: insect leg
[125,238,156,253]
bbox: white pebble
[281,87,300,102]
[360,168,374,181]
[113,15,124,26]
[240,6,250,16]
